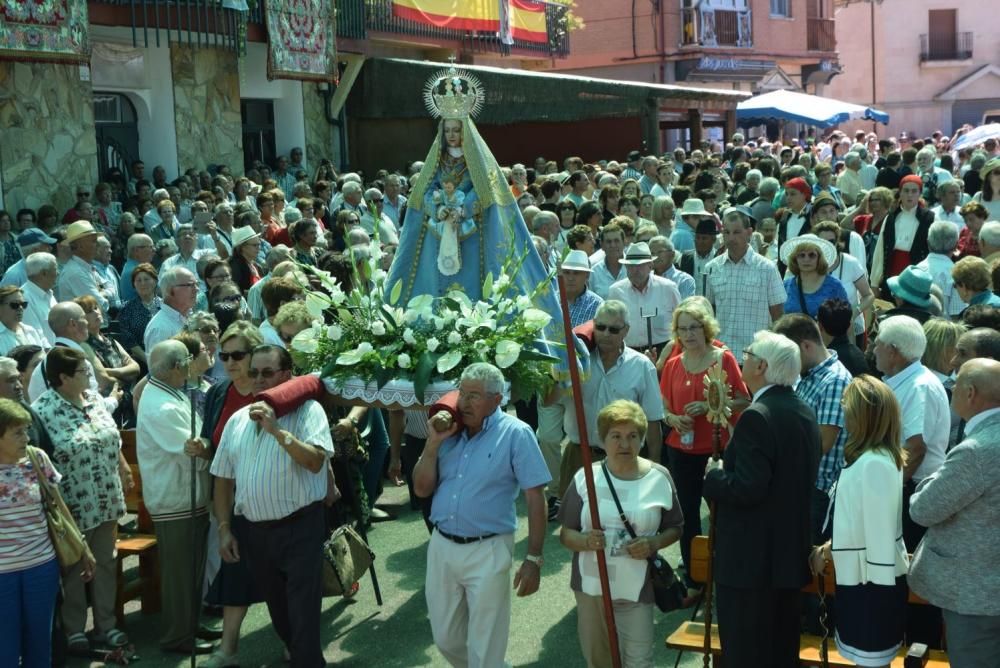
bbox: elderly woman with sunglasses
[0,286,48,356]
[199,321,265,668]
[779,234,849,319]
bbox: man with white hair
[142,187,172,234]
[414,362,550,668]
[360,188,400,245]
[908,358,1000,666]
[531,210,560,259]
[930,180,964,229]
[22,252,58,344]
[855,145,879,190]
[334,180,367,217]
[650,235,695,298]
[137,340,213,654]
[750,177,779,224]
[120,233,155,302]
[382,174,407,227]
[638,156,659,194]
[144,267,198,351]
[916,221,965,318]
[1,228,57,288]
[609,242,681,356]
[837,152,864,207]
[872,315,949,551]
[978,221,1000,266]
[703,330,821,668]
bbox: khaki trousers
[536,401,565,499]
[425,530,515,668]
[62,520,118,636]
[574,590,655,668]
[154,513,209,648]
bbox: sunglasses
[218,294,241,303]
[218,350,250,362]
[247,368,285,379]
[796,251,818,260]
[5,301,28,310]
[594,323,624,334]
[198,326,220,335]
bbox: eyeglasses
[247,367,286,379]
[198,325,220,335]
[743,348,758,360]
[4,301,28,310]
[796,251,818,260]
[218,294,241,304]
[218,350,250,362]
[176,282,198,289]
[675,325,703,334]
[370,198,384,203]
[594,323,625,334]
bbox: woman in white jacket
[810,374,909,667]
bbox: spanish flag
[391,0,547,43]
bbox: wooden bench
[665,536,950,667]
[115,430,160,625]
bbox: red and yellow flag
[391,0,547,43]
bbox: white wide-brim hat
[778,233,837,267]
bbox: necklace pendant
[685,379,691,386]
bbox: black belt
[251,501,321,530]
[435,526,497,545]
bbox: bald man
[908,358,1000,666]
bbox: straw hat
[778,234,837,267]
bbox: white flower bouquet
[289,241,561,404]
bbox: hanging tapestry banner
[265,0,338,82]
[0,0,91,64]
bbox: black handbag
[600,462,687,613]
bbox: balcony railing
[807,17,836,51]
[337,0,570,57]
[91,0,253,53]
[920,32,973,62]
[681,7,752,48]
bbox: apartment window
[771,0,790,17]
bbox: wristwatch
[524,553,544,568]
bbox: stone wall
[0,61,97,213]
[170,47,243,175]
[302,82,336,168]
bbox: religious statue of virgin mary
[387,64,555,306]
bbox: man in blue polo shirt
[413,362,550,668]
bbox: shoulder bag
[322,523,374,598]
[600,462,687,612]
[25,446,91,572]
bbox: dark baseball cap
[17,228,57,246]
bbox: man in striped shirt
[211,345,334,667]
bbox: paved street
[69,483,708,667]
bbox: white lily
[437,349,463,373]
[495,340,522,368]
[305,292,329,319]
[522,308,552,332]
[397,353,412,369]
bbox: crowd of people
[1,123,999,668]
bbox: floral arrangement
[288,242,561,403]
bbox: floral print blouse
[31,389,125,532]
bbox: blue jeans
[362,408,389,510]
[0,558,61,668]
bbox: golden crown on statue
[423,62,486,121]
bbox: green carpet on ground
[70,483,710,667]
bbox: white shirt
[136,379,210,519]
[210,400,334,522]
[160,250,214,291]
[607,274,681,347]
[143,302,187,352]
[0,322,48,356]
[358,212,399,245]
[27,338,100,403]
[962,406,1000,436]
[884,361,949,481]
[916,253,966,317]
[562,346,664,448]
[246,274,269,324]
[871,206,920,288]
[786,212,808,239]
[588,258,626,300]
[55,255,109,313]
[830,253,868,335]
[662,265,695,300]
[930,204,965,231]
[20,280,56,345]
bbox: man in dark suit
[703,330,822,668]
